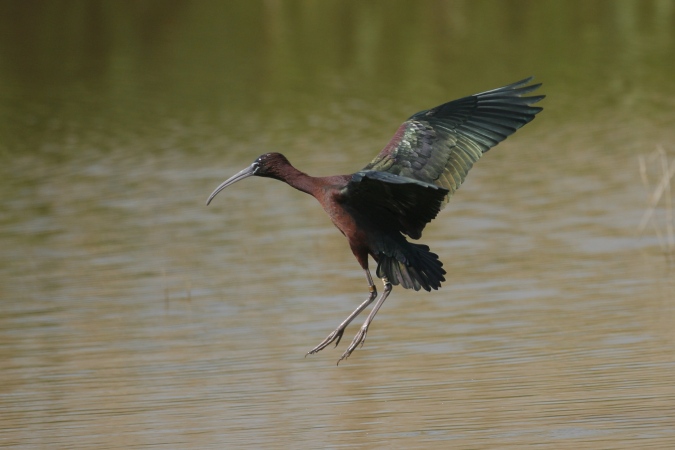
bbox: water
[1,1,675,448]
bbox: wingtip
[500,75,534,88]
[515,75,535,85]
[481,76,542,96]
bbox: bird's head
[206,152,291,205]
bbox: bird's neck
[273,165,323,197]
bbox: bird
[206,77,544,364]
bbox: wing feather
[363,77,544,207]
[341,171,449,240]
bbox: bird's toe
[337,327,368,364]
[306,328,345,356]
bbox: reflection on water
[1,1,675,448]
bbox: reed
[638,145,675,260]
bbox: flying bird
[207,77,544,364]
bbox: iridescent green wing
[363,77,544,208]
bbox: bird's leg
[338,277,393,364]
[306,270,378,356]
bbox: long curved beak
[206,164,257,205]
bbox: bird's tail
[375,241,446,292]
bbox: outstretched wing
[341,171,449,240]
[363,77,544,208]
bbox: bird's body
[207,77,544,363]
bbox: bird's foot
[337,326,368,365]
[306,328,345,356]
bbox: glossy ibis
[207,77,544,364]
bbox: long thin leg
[306,270,377,356]
[338,277,392,364]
